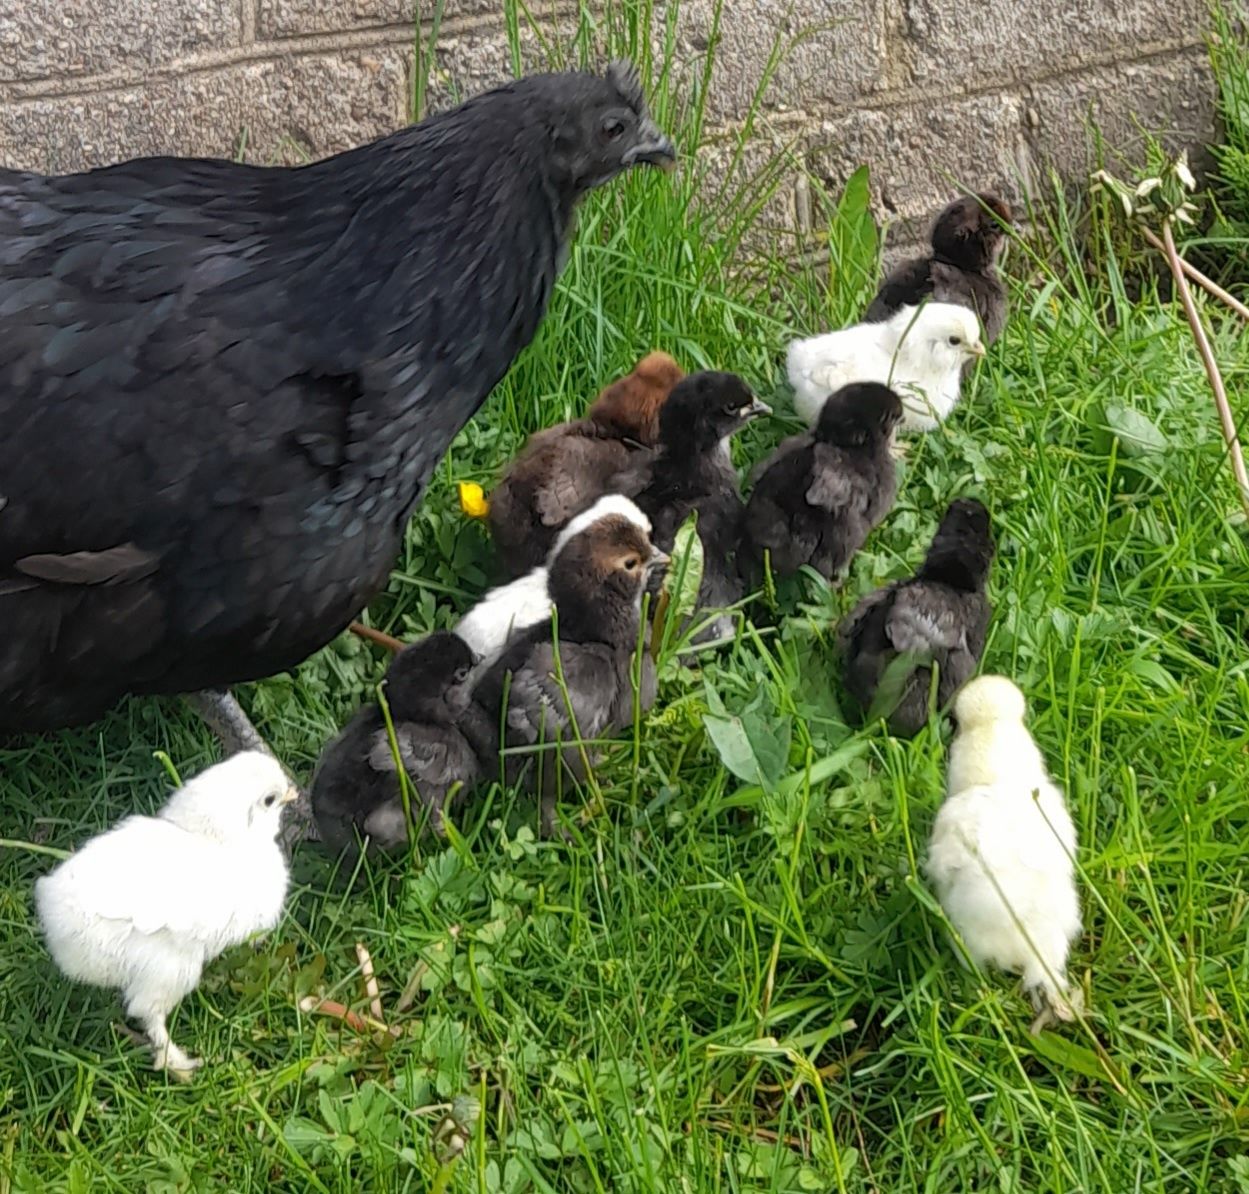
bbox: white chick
[35,751,296,1078]
[456,494,652,663]
[787,302,985,433]
[926,676,1081,1032]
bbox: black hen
[743,382,901,582]
[0,62,675,738]
[839,498,994,737]
[469,513,666,836]
[310,631,494,855]
[864,194,1012,345]
[611,371,769,638]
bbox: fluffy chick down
[310,631,493,854]
[468,511,667,836]
[612,370,769,641]
[839,497,994,736]
[456,494,653,665]
[926,676,1081,1031]
[787,302,984,434]
[35,752,296,1077]
[865,193,1012,345]
[744,382,901,582]
[486,351,683,575]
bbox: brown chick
[864,194,1013,345]
[469,512,667,836]
[487,351,684,576]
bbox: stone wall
[0,2,1217,240]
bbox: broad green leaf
[663,510,704,622]
[1103,403,1170,456]
[864,649,934,725]
[702,689,790,792]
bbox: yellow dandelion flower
[457,481,490,519]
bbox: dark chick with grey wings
[0,62,675,758]
[310,631,494,855]
[612,371,769,637]
[744,382,901,582]
[864,193,1012,344]
[839,498,994,737]
[469,514,666,837]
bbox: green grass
[4,5,1249,1192]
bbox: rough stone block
[673,0,886,123]
[895,0,1209,87]
[808,93,1029,229]
[1025,51,1217,178]
[0,0,242,83]
[257,0,514,41]
[414,20,577,117]
[0,51,409,174]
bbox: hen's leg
[183,689,270,754]
[182,689,319,847]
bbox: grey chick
[744,382,902,583]
[611,370,770,640]
[839,498,994,737]
[864,193,1012,345]
[310,631,494,854]
[470,512,667,836]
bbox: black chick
[470,513,667,837]
[0,61,675,756]
[864,194,1012,345]
[839,498,995,737]
[310,631,495,855]
[487,351,684,576]
[611,371,769,636]
[744,382,902,582]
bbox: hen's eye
[264,794,277,808]
[948,335,962,346]
[601,117,626,141]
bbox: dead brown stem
[1159,221,1249,521]
[1140,226,1249,323]
[349,622,405,653]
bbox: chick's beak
[649,548,671,570]
[745,397,772,419]
[968,341,987,359]
[623,120,677,172]
[280,784,300,805]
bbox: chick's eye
[454,667,470,683]
[601,116,626,142]
[264,794,276,808]
[624,556,639,571]
[948,335,962,346]
[723,404,738,416]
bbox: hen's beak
[968,341,987,359]
[624,120,677,172]
[280,784,300,805]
